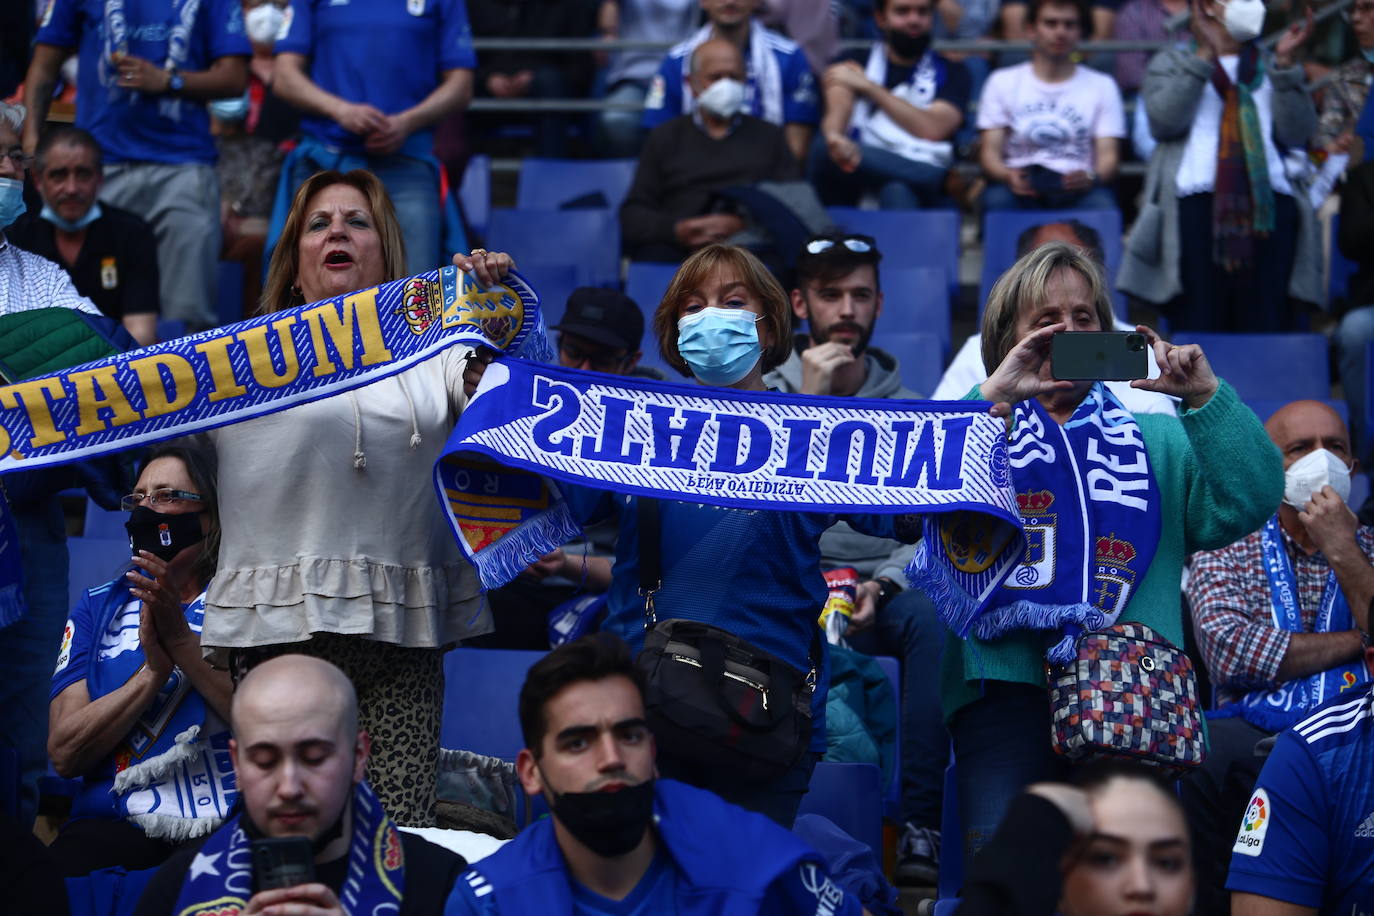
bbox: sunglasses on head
[805,236,875,254]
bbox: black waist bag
[636,618,813,784]
[632,498,813,785]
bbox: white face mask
[696,78,746,120]
[1283,448,1353,509]
[246,3,286,45]
[1221,0,1267,43]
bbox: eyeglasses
[804,236,876,254]
[120,488,204,511]
[559,340,631,373]
[2,149,33,169]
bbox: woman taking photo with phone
[944,241,1280,861]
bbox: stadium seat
[460,154,491,238]
[485,209,621,289]
[826,208,960,304]
[440,648,547,758]
[65,866,158,916]
[872,656,901,820]
[85,500,129,540]
[1244,398,1348,426]
[521,263,581,329]
[978,209,1125,318]
[516,158,638,212]
[155,319,186,342]
[68,537,132,613]
[872,330,944,396]
[216,261,243,329]
[938,760,962,899]
[881,266,951,354]
[1172,333,1329,401]
[798,761,884,857]
[624,261,680,377]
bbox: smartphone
[251,836,316,893]
[1051,331,1148,381]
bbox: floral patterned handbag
[1048,622,1206,774]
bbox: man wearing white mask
[1186,399,1374,915]
[620,39,799,264]
[8,126,160,345]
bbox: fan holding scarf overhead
[928,241,1282,864]
[1119,0,1319,332]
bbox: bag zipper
[669,653,770,710]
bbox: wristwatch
[166,66,184,95]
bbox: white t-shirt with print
[976,61,1126,175]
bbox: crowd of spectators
[7,0,1374,913]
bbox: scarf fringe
[128,811,224,842]
[473,506,583,591]
[905,539,983,637]
[972,600,1106,665]
[112,724,202,793]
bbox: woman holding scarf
[1118,0,1317,331]
[203,169,512,827]
[945,241,1282,860]
[45,443,234,876]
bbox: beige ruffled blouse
[202,347,490,652]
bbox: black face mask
[546,778,655,858]
[125,506,206,562]
[886,29,931,61]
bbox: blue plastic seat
[826,208,960,304]
[460,154,491,237]
[85,500,129,540]
[978,208,1125,318]
[797,761,884,857]
[624,261,680,377]
[521,263,582,330]
[216,260,243,329]
[871,330,945,397]
[516,158,638,212]
[1172,333,1329,401]
[881,266,951,354]
[485,208,621,289]
[440,648,547,758]
[155,319,187,342]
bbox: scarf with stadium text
[1215,515,1370,731]
[909,384,1160,664]
[436,358,1026,626]
[172,779,403,916]
[0,266,550,475]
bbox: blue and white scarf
[172,779,404,916]
[0,267,549,474]
[1215,515,1370,732]
[437,358,1026,623]
[102,0,202,121]
[851,43,954,169]
[74,583,237,840]
[912,384,1160,663]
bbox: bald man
[1183,400,1374,914]
[133,655,466,916]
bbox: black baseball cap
[553,287,645,352]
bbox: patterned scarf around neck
[172,779,405,916]
[1211,43,1275,271]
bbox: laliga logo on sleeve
[1233,788,1270,857]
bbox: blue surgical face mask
[0,177,27,228]
[209,92,251,122]
[676,306,763,386]
[1361,46,1374,63]
[41,200,101,233]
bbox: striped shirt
[0,235,102,318]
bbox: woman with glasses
[200,169,511,827]
[45,443,232,876]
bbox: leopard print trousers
[230,633,443,827]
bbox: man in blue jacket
[445,633,870,915]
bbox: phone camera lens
[1126,333,1145,351]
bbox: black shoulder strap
[638,497,661,627]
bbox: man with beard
[132,655,466,916]
[763,232,948,886]
[444,633,869,914]
[8,126,160,345]
[810,0,971,210]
